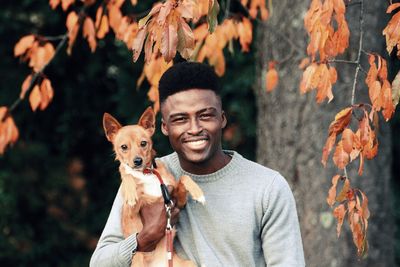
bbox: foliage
[1,0,400,262]
[0,1,256,265]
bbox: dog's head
[103,107,156,171]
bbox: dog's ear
[138,107,155,136]
[103,113,122,142]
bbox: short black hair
[158,61,220,103]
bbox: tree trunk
[254,1,394,266]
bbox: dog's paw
[191,194,205,205]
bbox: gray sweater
[90,151,305,266]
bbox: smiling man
[90,62,305,267]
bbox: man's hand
[136,188,180,252]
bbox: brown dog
[103,107,204,267]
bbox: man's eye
[173,117,186,122]
[140,141,147,147]
[121,144,128,150]
[200,114,212,119]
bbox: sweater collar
[170,150,242,183]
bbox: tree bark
[254,1,394,266]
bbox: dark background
[0,1,399,266]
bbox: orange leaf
[383,11,400,55]
[0,112,19,154]
[96,15,110,39]
[83,17,97,52]
[265,62,278,92]
[20,74,33,99]
[161,12,178,62]
[14,35,35,57]
[341,128,354,154]
[132,26,147,62]
[358,152,364,176]
[237,17,252,52]
[322,133,336,167]
[39,78,54,110]
[327,174,341,207]
[392,70,400,108]
[335,177,350,202]
[62,0,75,11]
[66,11,80,55]
[333,141,349,169]
[29,85,41,111]
[49,0,61,9]
[381,80,394,121]
[333,204,346,237]
[387,3,400,13]
[298,58,310,70]
[328,107,352,136]
[177,19,194,59]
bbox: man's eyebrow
[196,107,217,114]
[169,112,187,119]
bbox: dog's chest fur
[123,164,167,197]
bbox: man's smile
[183,138,209,150]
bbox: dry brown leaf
[333,141,349,169]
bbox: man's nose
[188,118,202,135]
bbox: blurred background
[0,1,399,266]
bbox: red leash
[143,167,174,267]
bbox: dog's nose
[133,157,143,167]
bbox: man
[90,62,305,266]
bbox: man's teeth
[187,140,206,145]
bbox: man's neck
[179,150,232,175]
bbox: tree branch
[351,0,364,106]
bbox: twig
[351,0,364,106]
[8,33,69,114]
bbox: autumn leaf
[237,17,252,52]
[265,61,278,92]
[383,6,400,56]
[328,107,352,136]
[61,0,75,11]
[322,133,336,166]
[29,85,41,111]
[66,11,80,55]
[333,204,346,237]
[392,70,400,108]
[333,141,349,169]
[0,108,19,155]
[341,128,354,154]
[14,35,35,57]
[83,17,97,52]
[95,7,110,39]
[327,174,341,207]
[49,0,61,9]
[39,78,54,110]
[298,58,310,70]
[335,177,350,202]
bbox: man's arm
[90,187,179,267]
[261,174,305,266]
[89,188,137,267]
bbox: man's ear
[103,113,122,142]
[221,110,227,129]
[161,119,168,136]
[138,106,156,136]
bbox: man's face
[161,89,227,171]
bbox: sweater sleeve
[89,187,137,267]
[260,173,305,266]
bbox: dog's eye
[140,141,147,147]
[121,144,128,150]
